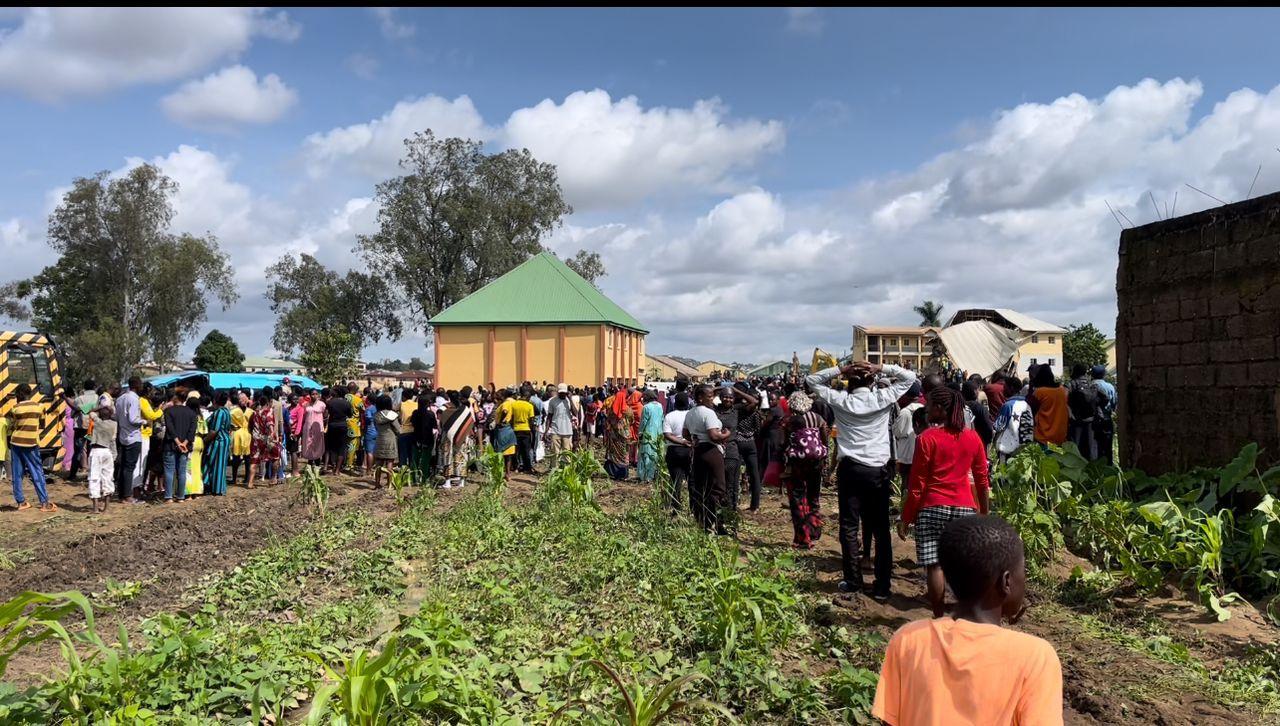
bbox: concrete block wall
[1117,191,1280,474]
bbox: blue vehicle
[145,370,325,397]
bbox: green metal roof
[429,252,647,333]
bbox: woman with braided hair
[898,384,990,617]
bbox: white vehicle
[646,380,677,394]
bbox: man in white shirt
[806,361,917,601]
[546,383,578,465]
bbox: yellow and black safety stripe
[0,332,65,467]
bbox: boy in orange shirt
[873,515,1063,725]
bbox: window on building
[867,335,880,352]
[1049,358,1056,367]
[1030,358,1038,365]
[1032,335,1040,344]
[1048,335,1056,344]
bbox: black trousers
[115,441,142,500]
[70,427,87,478]
[1069,420,1097,460]
[690,443,727,531]
[737,437,763,510]
[664,445,691,512]
[724,447,741,511]
[1093,418,1114,465]
[837,458,893,592]
[515,431,534,472]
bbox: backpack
[787,424,828,461]
[1067,381,1097,422]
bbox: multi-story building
[851,326,938,371]
[946,308,1066,378]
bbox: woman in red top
[898,386,990,617]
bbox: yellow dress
[231,407,251,457]
[186,416,206,495]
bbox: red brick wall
[1117,192,1280,474]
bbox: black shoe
[837,579,865,594]
[871,589,891,603]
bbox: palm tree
[913,300,944,327]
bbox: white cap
[557,383,568,393]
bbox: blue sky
[3,7,1280,365]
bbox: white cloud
[161,65,298,130]
[302,94,493,178]
[786,8,824,35]
[568,77,1280,362]
[345,52,379,80]
[371,7,415,40]
[303,89,784,209]
[503,89,785,209]
[0,8,298,102]
[21,76,1280,365]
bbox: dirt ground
[4,468,1276,724]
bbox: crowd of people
[0,357,1090,723]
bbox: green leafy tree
[1062,323,1109,372]
[564,249,608,289]
[357,131,572,335]
[407,356,429,371]
[301,328,359,385]
[6,164,236,382]
[192,329,245,372]
[264,253,402,358]
[378,358,407,371]
[913,300,944,327]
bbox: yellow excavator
[0,332,67,470]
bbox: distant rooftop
[855,325,940,335]
[243,356,304,369]
[946,308,1065,333]
[429,252,646,332]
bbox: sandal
[39,503,59,512]
[16,502,31,511]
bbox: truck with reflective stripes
[0,332,67,470]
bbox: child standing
[873,515,1063,725]
[898,385,990,618]
[87,406,118,513]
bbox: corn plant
[553,659,732,725]
[689,545,797,655]
[0,590,97,678]
[387,466,414,508]
[298,464,330,515]
[542,449,605,509]
[304,635,408,726]
[480,445,505,495]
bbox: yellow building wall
[435,327,487,391]
[564,325,599,386]
[526,326,559,385]
[1015,335,1064,377]
[492,326,520,386]
[436,323,643,390]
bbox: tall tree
[564,249,608,289]
[357,131,571,335]
[913,300,944,327]
[192,329,245,372]
[407,356,429,370]
[1062,323,1109,372]
[264,253,402,358]
[7,164,236,381]
[301,328,360,385]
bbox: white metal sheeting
[936,320,1028,377]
